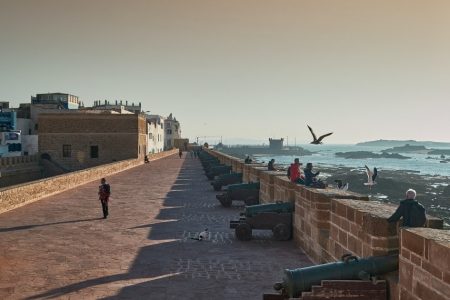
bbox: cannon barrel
[243,202,294,218]
[226,182,260,191]
[211,173,243,191]
[276,254,398,298]
[213,172,243,182]
[206,165,232,179]
[202,160,222,171]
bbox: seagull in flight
[307,125,333,144]
[364,165,378,189]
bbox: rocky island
[335,151,410,159]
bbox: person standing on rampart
[387,189,426,227]
[98,178,111,219]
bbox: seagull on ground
[307,125,333,144]
[198,228,209,240]
[364,165,378,189]
[190,228,209,241]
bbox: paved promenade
[0,154,312,300]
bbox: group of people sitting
[266,157,326,188]
[287,158,326,188]
[266,157,427,228]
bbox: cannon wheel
[213,183,222,191]
[219,195,232,207]
[235,223,252,241]
[273,223,291,241]
[244,196,258,206]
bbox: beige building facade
[38,113,147,170]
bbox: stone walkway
[0,154,312,300]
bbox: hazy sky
[1,0,450,144]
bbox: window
[62,144,71,157]
[90,146,99,158]
[34,124,38,130]
[167,129,172,134]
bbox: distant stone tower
[269,138,284,150]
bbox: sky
[1,0,450,144]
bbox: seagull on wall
[335,180,349,191]
[364,165,378,189]
[307,125,333,144]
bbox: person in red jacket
[288,158,305,184]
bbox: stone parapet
[259,170,286,203]
[273,175,296,203]
[242,163,265,183]
[0,149,178,214]
[231,158,245,173]
[0,154,39,167]
[293,186,369,263]
[398,228,450,300]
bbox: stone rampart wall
[207,149,449,300]
[0,149,178,214]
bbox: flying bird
[307,125,333,144]
[364,165,378,189]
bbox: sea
[253,144,450,177]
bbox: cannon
[211,172,243,191]
[230,202,294,241]
[216,182,260,207]
[270,254,398,298]
[206,165,232,180]
[201,159,221,170]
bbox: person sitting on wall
[288,158,305,184]
[244,155,253,164]
[304,162,326,188]
[387,189,427,227]
[268,159,277,171]
[144,155,150,163]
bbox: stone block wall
[0,149,178,214]
[273,175,296,203]
[259,170,285,203]
[231,158,244,173]
[294,186,370,263]
[0,155,42,188]
[249,166,266,183]
[398,228,450,300]
[242,163,265,183]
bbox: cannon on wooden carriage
[201,159,221,171]
[210,172,243,191]
[264,254,398,299]
[206,165,232,180]
[216,182,260,207]
[229,202,294,241]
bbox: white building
[164,113,181,150]
[146,115,165,154]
